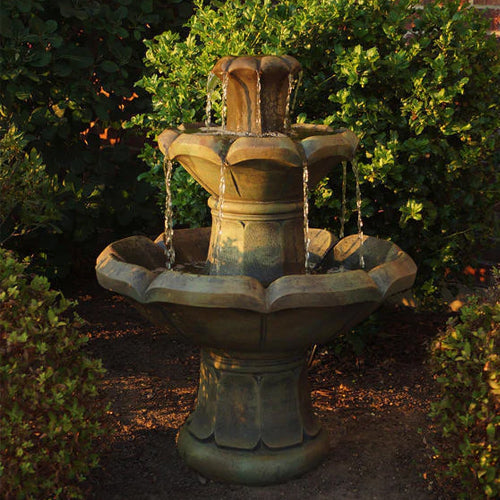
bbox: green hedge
[429,281,499,498]
[0,248,108,498]
[131,0,499,298]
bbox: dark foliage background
[0,0,193,279]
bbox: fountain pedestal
[178,349,329,484]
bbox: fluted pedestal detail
[177,349,329,484]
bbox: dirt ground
[72,278,454,500]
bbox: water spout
[256,70,262,134]
[221,72,229,130]
[352,158,365,269]
[205,72,217,128]
[303,160,311,272]
[162,157,175,269]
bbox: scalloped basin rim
[158,127,359,167]
[96,233,417,314]
[144,268,381,314]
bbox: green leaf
[100,60,120,73]
[462,341,471,358]
[141,0,153,14]
[486,423,495,442]
[53,63,72,77]
[15,89,32,100]
[17,0,32,13]
[59,47,94,68]
[45,20,58,33]
[30,51,52,68]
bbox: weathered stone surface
[184,350,320,451]
[334,234,417,300]
[154,227,210,263]
[95,236,164,303]
[164,129,357,204]
[206,198,305,285]
[260,368,304,448]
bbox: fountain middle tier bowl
[158,124,358,202]
[96,227,416,353]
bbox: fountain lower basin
[96,227,416,484]
[96,228,415,350]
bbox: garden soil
[72,278,455,499]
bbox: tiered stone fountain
[96,55,416,485]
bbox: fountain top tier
[212,55,302,135]
[159,55,358,204]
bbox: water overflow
[352,159,365,269]
[303,160,311,272]
[213,159,227,274]
[162,157,175,269]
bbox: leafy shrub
[0,0,193,277]
[131,0,499,297]
[0,248,107,499]
[429,280,499,498]
[0,113,62,248]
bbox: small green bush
[0,114,62,247]
[0,248,107,499]
[132,0,499,297]
[429,281,499,498]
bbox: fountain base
[178,427,329,485]
[177,349,329,484]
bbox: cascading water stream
[255,70,262,133]
[290,70,302,119]
[340,161,347,240]
[205,72,217,128]
[284,73,294,132]
[302,160,311,273]
[352,158,365,269]
[221,72,229,130]
[162,157,175,269]
[284,71,302,133]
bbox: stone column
[206,197,305,285]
